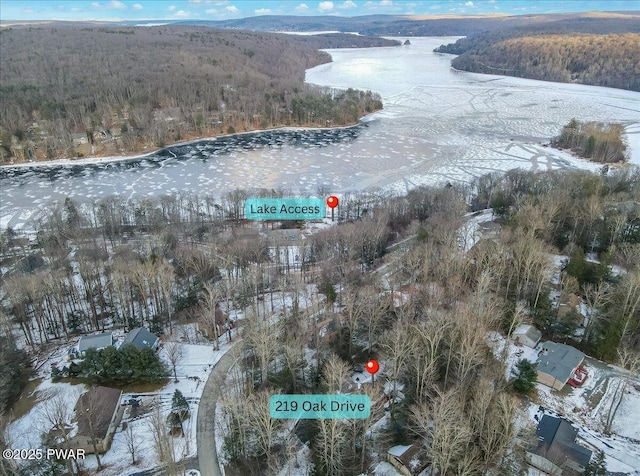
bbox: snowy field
[2,37,638,230]
[491,331,640,475]
[5,324,236,476]
[5,286,324,475]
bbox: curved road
[196,342,242,476]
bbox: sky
[0,0,638,22]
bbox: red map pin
[365,359,380,375]
[326,196,339,209]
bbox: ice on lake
[1,37,639,228]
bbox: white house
[513,324,542,348]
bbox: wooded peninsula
[553,119,628,164]
[0,24,396,164]
[434,15,640,91]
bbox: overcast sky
[1,0,637,22]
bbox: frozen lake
[1,37,639,229]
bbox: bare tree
[614,270,640,341]
[379,321,414,403]
[410,316,448,401]
[322,353,351,394]
[123,421,140,466]
[200,283,224,349]
[165,341,184,383]
[605,345,640,434]
[411,388,473,475]
[245,389,281,465]
[316,418,347,476]
[38,389,82,475]
[146,398,168,463]
[583,282,609,342]
[243,308,283,386]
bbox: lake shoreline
[0,114,379,171]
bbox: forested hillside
[3,168,640,473]
[0,24,395,164]
[435,16,640,91]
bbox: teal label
[245,198,325,221]
[270,394,370,419]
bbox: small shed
[387,444,429,476]
[77,332,114,356]
[122,327,159,351]
[513,324,542,348]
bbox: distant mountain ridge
[159,11,640,36]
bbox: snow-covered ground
[491,329,640,475]
[5,323,238,476]
[458,208,496,251]
[486,331,541,381]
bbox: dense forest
[553,119,628,163]
[0,24,395,164]
[434,16,640,91]
[2,167,640,474]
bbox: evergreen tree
[79,344,167,384]
[0,336,28,413]
[512,358,538,393]
[171,389,190,420]
[168,389,190,435]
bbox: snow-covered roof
[388,445,412,457]
[77,332,113,353]
[388,444,429,474]
[514,324,542,343]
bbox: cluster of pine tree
[53,344,168,384]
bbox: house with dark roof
[68,386,124,454]
[526,415,592,475]
[536,341,585,391]
[122,327,159,351]
[75,332,114,356]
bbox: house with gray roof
[514,324,542,348]
[536,341,585,391]
[122,327,159,351]
[76,332,114,356]
[526,415,592,475]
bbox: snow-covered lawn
[498,266,640,475]
[488,329,640,474]
[486,331,540,381]
[6,323,237,476]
